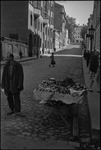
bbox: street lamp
[89,25,95,52]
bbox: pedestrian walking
[89,50,99,92]
[19,50,22,59]
[1,53,24,116]
[49,52,56,67]
[40,50,42,58]
[83,48,87,60]
[86,50,90,68]
[96,54,100,93]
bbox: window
[48,41,49,48]
[48,28,49,36]
[45,27,47,35]
[38,20,40,30]
[30,13,32,26]
[34,16,37,29]
[41,24,42,32]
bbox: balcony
[42,11,49,26]
[33,7,41,18]
[43,18,49,26]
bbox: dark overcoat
[50,55,55,65]
[2,60,24,94]
[89,55,99,73]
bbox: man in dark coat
[2,53,24,116]
[86,50,90,67]
[89,50,99,92]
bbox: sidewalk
[82,57,100,131]
[0,56,37,66]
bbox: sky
[56,1,94,25]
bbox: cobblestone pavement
[1,45,93,149]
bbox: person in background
[86,50,90,69]
[83,48,87,60]
[1,53,24,116]
[96,53,100,93]
[19,50,22,59]
[40,50,42,58]
[89,50,99,92]
[49,52,56,67]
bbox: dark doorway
[33,34,41,58]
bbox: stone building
[54,2,67,50]
[53,29,60,51]
[86,14,94,51]
[93,1,100,53]
[1,1,54,58]
[72,26,83,44]
[86,1,100,53]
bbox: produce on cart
[33,77,86,105]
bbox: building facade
[86,1,100,53]
[29,1,55,54]
[65,29,69,45]
[86,14,94,51]
[72,26,83,44]
[1,1,29,42]
[93,1,100,52]
[1,1,55,58]
[54,2,67,50]
[53,30,60,51]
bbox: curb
[82,56,93,140]
[0,55,49,66]
[0,56,38,66]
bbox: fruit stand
[33,77,87,137]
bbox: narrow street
[1,45,91,149]
[1,1,100,149]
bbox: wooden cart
[33,89,86,137]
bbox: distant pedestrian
[1,53,24,116]
[49,52,56,67]
[40,50,42,58]
[89,50,99,92]
[83,48,87,60]
[96,54,100,93]
[19,50,22,59]
[86,50,90,68]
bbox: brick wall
[1,1,29,42]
